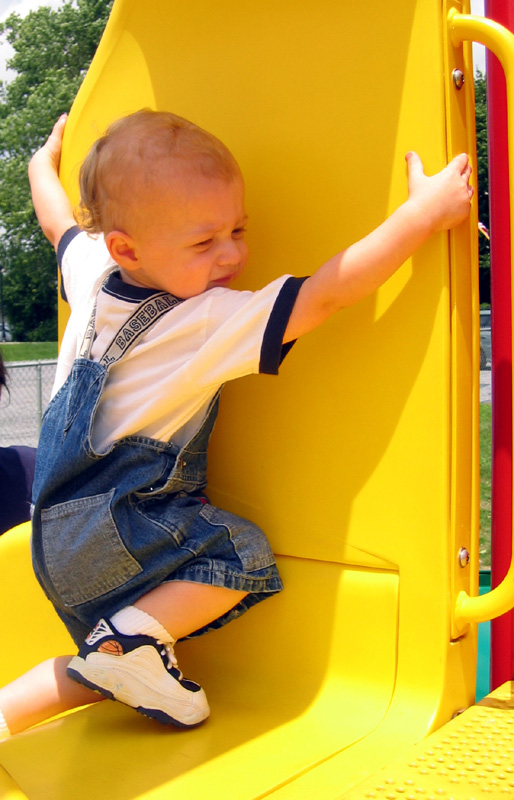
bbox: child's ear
[105,230,139,270]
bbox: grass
[0,341,58,361]
[480,401,491,569]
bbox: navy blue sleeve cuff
[259,276,308,375]
[56,225,81,303]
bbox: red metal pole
[485,0,514,690]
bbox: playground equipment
[1,0,514,797]
[487,0,514,692]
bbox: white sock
[110,606,175,644]
[0,709,11,741]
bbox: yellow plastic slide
[1,1,512,798]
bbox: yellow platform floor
[1,682,513,798]
[345,682,514,799]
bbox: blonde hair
[76,109,241,235]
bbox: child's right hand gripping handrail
[448,7,514,626]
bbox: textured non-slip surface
[345,682,514,799]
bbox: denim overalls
[32,280,283,646]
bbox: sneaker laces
[157,640,180,673]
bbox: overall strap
[79,278,182,367]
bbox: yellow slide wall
[0,1,484,797]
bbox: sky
[471,0,486,73]
[0,0,61,20]
[0,0,487,82]
[0,0,62,24]
[0,0,63,81]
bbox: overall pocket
[197,503,276,572]
[41,488,142,607]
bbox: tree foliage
[474,70,490,287]
[0,0,112,341]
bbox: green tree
[0,0,112,341]
[474,69,490,303]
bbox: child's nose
[217,240,242,265]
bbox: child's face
[117,168,248,299]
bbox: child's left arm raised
[28,114,76,251]
[283,151,473,342]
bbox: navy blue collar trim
[103,270,173,303]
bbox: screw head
[458,547,470,568]
[453,69,465,89]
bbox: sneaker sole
[67,662,208,729]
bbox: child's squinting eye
[195,238,213,248]
[232,227,247,238]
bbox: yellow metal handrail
[448,7,514,625]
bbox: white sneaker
[67,618,209,727]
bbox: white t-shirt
[56,228,305,452]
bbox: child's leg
[0,656,103,736]
[134,581,248,640]
[66,583,248,729]
[0,584,247,737]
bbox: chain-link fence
[0,361,57,448]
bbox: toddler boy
[0,109,472,737]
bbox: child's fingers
[445,154,473,207]
[405,151,425,188]
[457,157,473,200]
[50,114,68,140]
[405,151,423,171]
[43,114,68,163]
[449,152,470,176]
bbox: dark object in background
[0,445,37,534]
